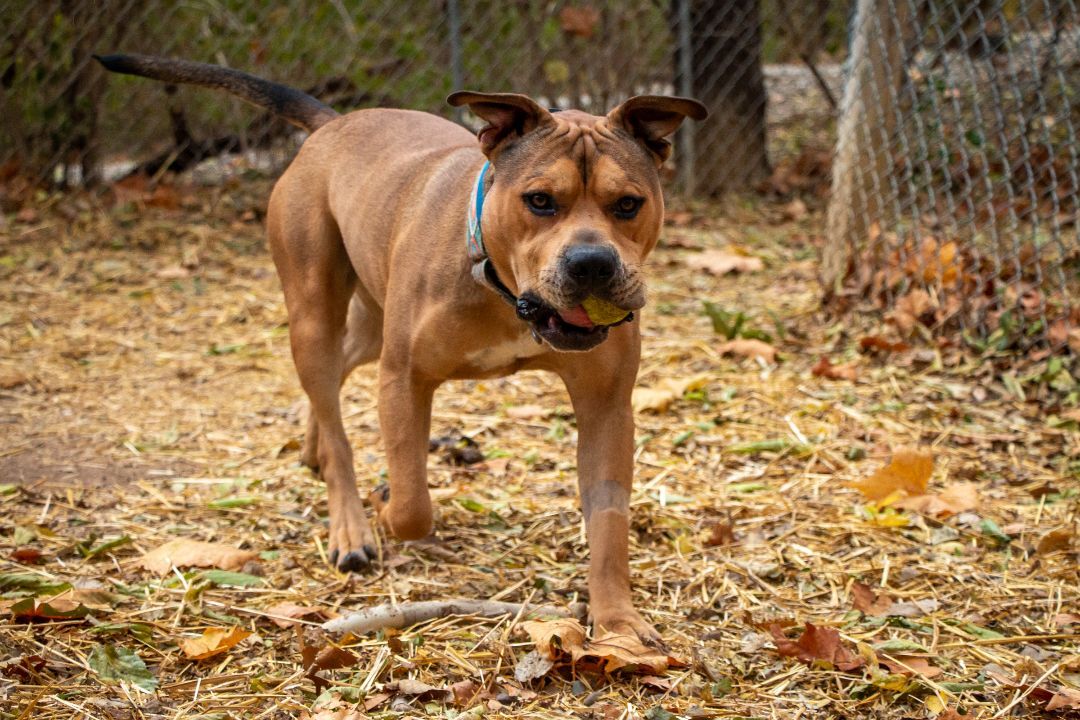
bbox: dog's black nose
[563,245,618,290]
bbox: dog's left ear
[447,91,555,157]
[607,96,708,164]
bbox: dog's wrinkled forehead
[494,111,657,187]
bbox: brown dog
[97,54,705,642]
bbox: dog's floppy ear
[607,96,708,164]
[447,91,555,156]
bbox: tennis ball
[582,296,630,325]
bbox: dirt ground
[1,176,1077,719]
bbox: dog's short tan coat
[97,55,705,642]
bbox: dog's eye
[524,192,556,216]
[613,196,643,219]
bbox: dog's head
[448,91,706,352]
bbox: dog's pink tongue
[558,305,594,329]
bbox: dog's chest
[463,333,547,373]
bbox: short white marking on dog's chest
[465,334,546,371]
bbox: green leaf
[874,638,929,653]
[958,622,1004,640]
[78,535,132,559]
[13,525,35,545]
[0,483,17,495]
[457,498,487,513]
[90,622,154,644]
[207,497,260,509]
[728,439,808,455]
[980,518,1011,546]
[0,573,71,596]
[645,708,675,720]
[197,570,265,588]
[88,644,157,693]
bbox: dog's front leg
[370,360,437,541]
[559,334,660,645]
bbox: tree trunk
[677,0,770,196]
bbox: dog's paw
[591,609,665,650]
[327,499,378,573]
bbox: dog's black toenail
[340,550,370,572]
[362,544,377,560]
[374,483,390,502]
[329,549,339,566]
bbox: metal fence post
[448,0,465,123]
[676,0,696,197]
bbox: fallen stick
[323,599,584,635]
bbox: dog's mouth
[515,293,632,352]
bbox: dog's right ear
[447,91,554,156]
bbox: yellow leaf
[180,626,251,660]
[847,448,933,501]
[632,373,710,413]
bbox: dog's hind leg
[300,294,383,469]
[269,193,377,572]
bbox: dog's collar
[466,161,518,308]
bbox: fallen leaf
[519,618,683,675]
[684,249,763,276]
[891,289,934,335]
[858,335,911,353]
[140,539,257,575]
[514,649,555,682]
[180,626,252,660]
[894,482,979,518]
[847,448,933,501]
[8,595,90,621]
[1052,613,1080,627]
[632,373,710,413]
[851,582,894,616]
[704,521,735,547]
[393,677,451,700]
[505,404,548,420]
[880,654,942,678]
[451,678,480,707]
[558,5,601,38]
[717,339,777,363]
[1046,686,1080,711]
[88,644,157,693]
[10,548,43,564]
[811,356,858,381]
[888,598,941,617]
[1036,528,1074,555]
[768,622,864,671]
[0,371,29,389]
[265,602,330,628]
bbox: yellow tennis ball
[582,296,630,325]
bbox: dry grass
[0,178,1077,719]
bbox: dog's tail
[94,53,339,133]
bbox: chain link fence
[4,1,1077,355]
[824,0,1080,356]
[1,0,848,196]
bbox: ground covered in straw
[1,178,1077,719]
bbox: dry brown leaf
[704,521,735,547]
[1052,613,1080,627]
[851,582,894,616]
[858,336,911,353]
[894,482,979,518]
[1036,528,1074,555]
[180,626,251,660]
[880,654,942,678]
[684,249,764,276]
[768,622,864,671]
[394,677,450,700]
[303,710,364,720]
[505,404,548,420]
[558,6,601,38]
[141,539,257,575]
[811,356,858,381]
[1046,687,1080,712]
[265,602,329,628]
[891,289,934,335]
[847,448,933,501]
[450,678,481,707]
[0,371,29,389]
[519,618,683,675]
[716,339,777,364]
[632,373,710,413]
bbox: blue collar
[466,161,518,307]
